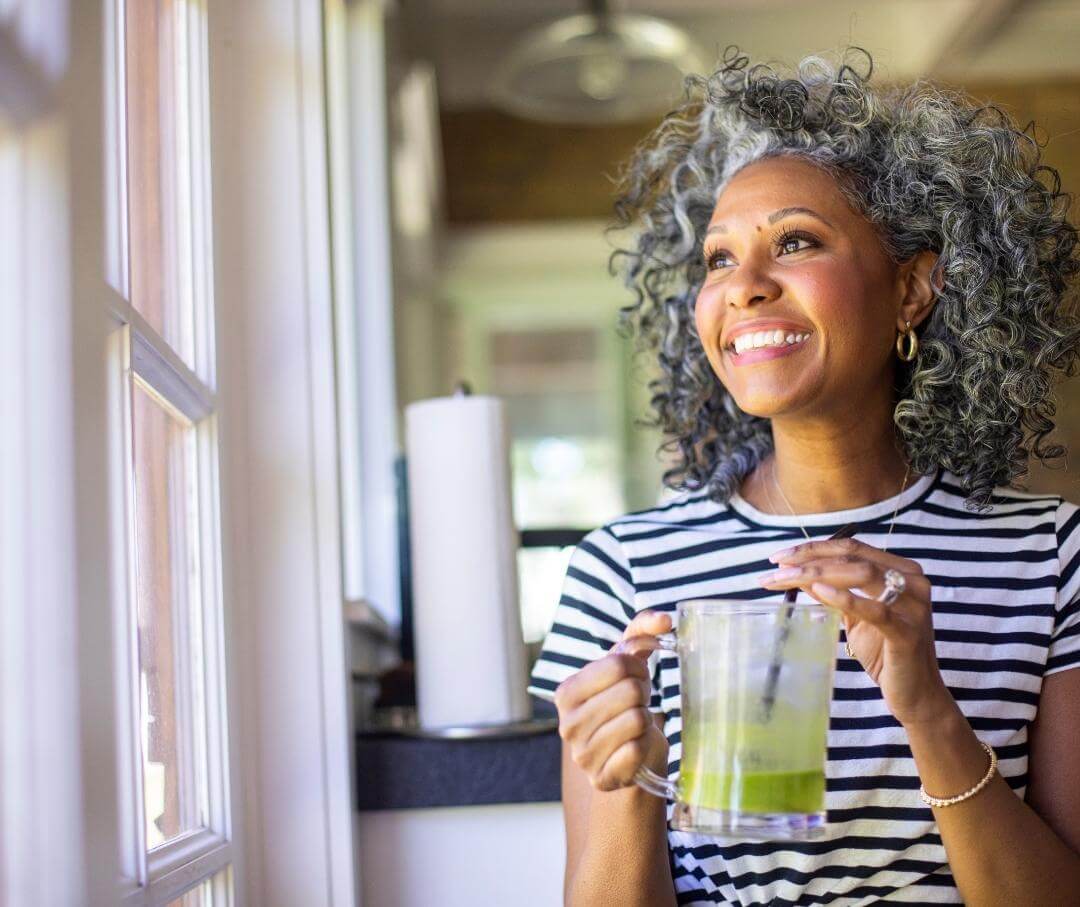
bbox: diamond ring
[877,568,906,605]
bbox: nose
[725,259,782,309]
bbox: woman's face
[695,155,904,420]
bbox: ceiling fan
[489,0,709,125]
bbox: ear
[896,250,941,332]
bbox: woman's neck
[742,422,913,516]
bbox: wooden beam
[439,107,658,223]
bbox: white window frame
[3,0,360,902]
[107,316,234,906]
[337,0,402,627]
[105,0,235,903]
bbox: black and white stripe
[528,468,1080,906]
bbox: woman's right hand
[553,610,672,792]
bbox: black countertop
[355,700,562,811]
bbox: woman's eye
[705,249,730,270]
[704,233,816,272]
[779,234,813,254]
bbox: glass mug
[615,598,840,840]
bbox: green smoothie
[679,710,829,814]
[680,767,825,814]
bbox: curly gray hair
[608,46,1080,513]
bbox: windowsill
[355,700,561,811]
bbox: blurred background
[381,0,1080,647]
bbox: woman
[527,48,1080,906]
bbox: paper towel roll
[405,393,530,729]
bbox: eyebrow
[705,206,835,236]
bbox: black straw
[758,522,859,721]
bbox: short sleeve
[1050,499,1080,676]
[527,526,663,714]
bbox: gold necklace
[768,458,911,554]
[766,459,912,659]
[762,466,811,542]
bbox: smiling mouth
[725,330,813,363]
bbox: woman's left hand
[758,537,956,728]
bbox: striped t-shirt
[527,467,1080,906]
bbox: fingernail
[769,547,797,563]
[759,566,803,585]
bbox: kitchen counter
[355,701,562,811]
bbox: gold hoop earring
[896,321,918,362]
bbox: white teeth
[731,330,810,354]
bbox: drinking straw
[759,523,859,721]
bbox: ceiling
[397,0,1080,110]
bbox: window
[109,0,233,902]
[4,1,358,902]
[489,326,627,643]
[491,327,625,529]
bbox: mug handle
[612,631,679,799]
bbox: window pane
[167,879,211,907]
[511,436,623,527]
[126,0,194,364]
[131,379,208,847]
[518,546,575,644]
[165,867,233,907]
[489,327,625,527]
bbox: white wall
[357,804,565,907]
[209,0,357,903]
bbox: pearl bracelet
[918,741,998,808]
